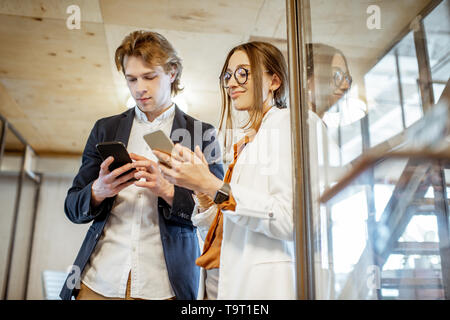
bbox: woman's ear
[270,73,281,91]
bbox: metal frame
[434,161,450,299]
[0,114,41,300]
[23,172,42,299]
[412,0,450,299]
[394,49,407,129]
[414,19,435,113]
[0,119,7,169]
[2,144,26,299]
[286,0,314,300]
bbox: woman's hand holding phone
[153,144,223,198]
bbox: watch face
[214,189,229,204]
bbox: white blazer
[192,107,295,300]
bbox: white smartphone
[143,130,174,155]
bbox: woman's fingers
[194,145,208,165]
[153,150,171,165]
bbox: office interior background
[0,0,449,300]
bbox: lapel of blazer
[114,108,135,147]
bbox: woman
[136,41,295,299]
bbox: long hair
[218,41,288,149]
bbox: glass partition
[296,0,450,299]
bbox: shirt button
[269,212,274,218]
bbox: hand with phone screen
[91,156,137,207]
[92,142,138,207]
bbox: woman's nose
[227,75,239,88]
[341,77,351,91]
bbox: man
[59,30,223,300]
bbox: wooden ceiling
[0,0,432,156]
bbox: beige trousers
[76,272,175,300]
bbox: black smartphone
[95,141,137,180]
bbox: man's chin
[137,103,154,111]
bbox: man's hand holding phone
[91,156,137,208]
[130,153,175,206]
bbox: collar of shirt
[134,103,175,124]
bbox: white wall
[1,154,90,299]
[26,172,90,299]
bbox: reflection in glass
[365,32,423,146]
[305,0,450,300]
[424,0,450,102]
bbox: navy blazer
[59,106,224,300]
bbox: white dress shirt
[81,105,176,299]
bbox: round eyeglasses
[333,69,352,88]
[221,67,249,88]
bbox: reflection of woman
[306,43,352,299]
[306,43,352,119]
[146,41,295,299]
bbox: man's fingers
[159,164,178,183]
[110,162,135,178]
[100,156,114,175]
[131,160,150,170]
[130,153,148,161]
[134,170,156,181]
[131,159,159,173]
[112,179,135,194]
[134,180,156,189]
[153,150,173,168]
[112,170,136,187]
[147,159,159,173]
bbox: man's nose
[136,79,147,93]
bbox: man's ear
[169,66,177,83]
[270,73,281,91]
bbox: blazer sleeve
[64,120,115,224]
[222,113,294,241]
